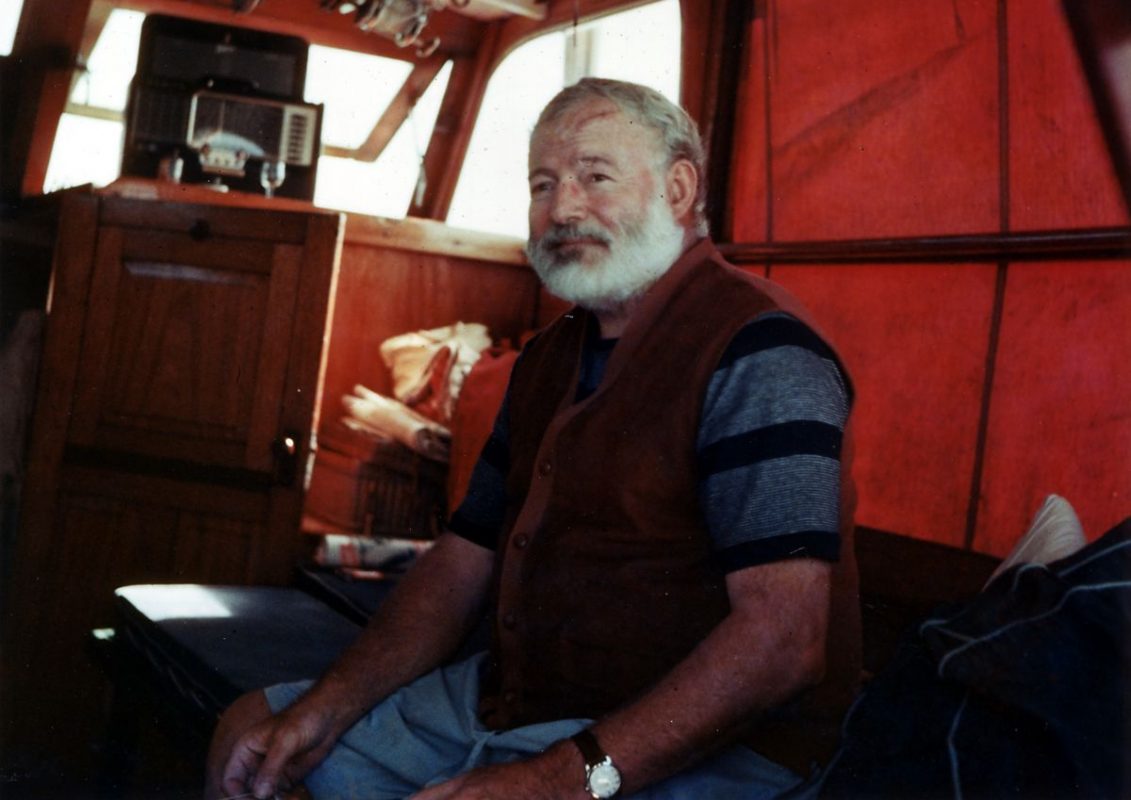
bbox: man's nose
[549,178,586,224]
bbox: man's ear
[664,159,699,224]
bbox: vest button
[503,690,517,704]
[538,460,552,476]
[513,533,529,549]
[502,611,517,629]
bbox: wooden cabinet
[2,188,342,776]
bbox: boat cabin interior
[1,0,1129,797]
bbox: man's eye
[588,173,612,184]
[530,182,553,196]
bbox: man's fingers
[221,741,265,796]
[252,727,309,799]
[215,705,334,800]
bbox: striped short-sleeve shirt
[449,311,851,572]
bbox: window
[41,11,449,220]
[305,45,451,218]
[1,0,23,55]
[43,9,144,192]
[446,0,681,239]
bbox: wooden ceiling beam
[323,55,449,162]
[111,0,487,58]
[409,22,500,219]
[5,0,95,198]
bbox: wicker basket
[306,422,447,539]
[363,442,447,539]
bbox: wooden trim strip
[344,212,527,265]
[64,444,274,491]
[720,227,1131,264]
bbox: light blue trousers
[265,653,812,800]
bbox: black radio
[123,14,322,200]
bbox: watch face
[587,761,622,798]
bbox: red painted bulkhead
[727,0,1130,555]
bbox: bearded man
[206,78,860,800]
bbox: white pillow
[989,494,1087,583]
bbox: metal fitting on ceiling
[319,0,442,57]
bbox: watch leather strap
[571,728,622,798]
[571,728,606,767]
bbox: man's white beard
[526,195,685,313]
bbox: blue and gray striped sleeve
[698,312,851,573]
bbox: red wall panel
[1008,0,1129,230]
[764,0,1000,240]
[771,264,998,546]
[975,260,1131,555]
[730,0,1129,240]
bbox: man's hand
[220,703,339,800]
[408,744,588,800]
[205,533,495,799]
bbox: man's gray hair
[534,77,709,237]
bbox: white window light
[0,0,24,56]
[446,0,681,239]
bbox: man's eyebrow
[528,154,619,181]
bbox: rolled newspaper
[314,534,433,571]
[341,385,451,462]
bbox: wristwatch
[571,729,622,799]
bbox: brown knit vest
[478,239,861,773]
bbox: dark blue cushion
[114,584,364,717]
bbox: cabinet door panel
[70,226,302,473]
[171,513,263,585]
[5,191,342,776]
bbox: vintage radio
[123,14,322,200]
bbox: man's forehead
[530,99,660,165]
[540,97,624,137]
